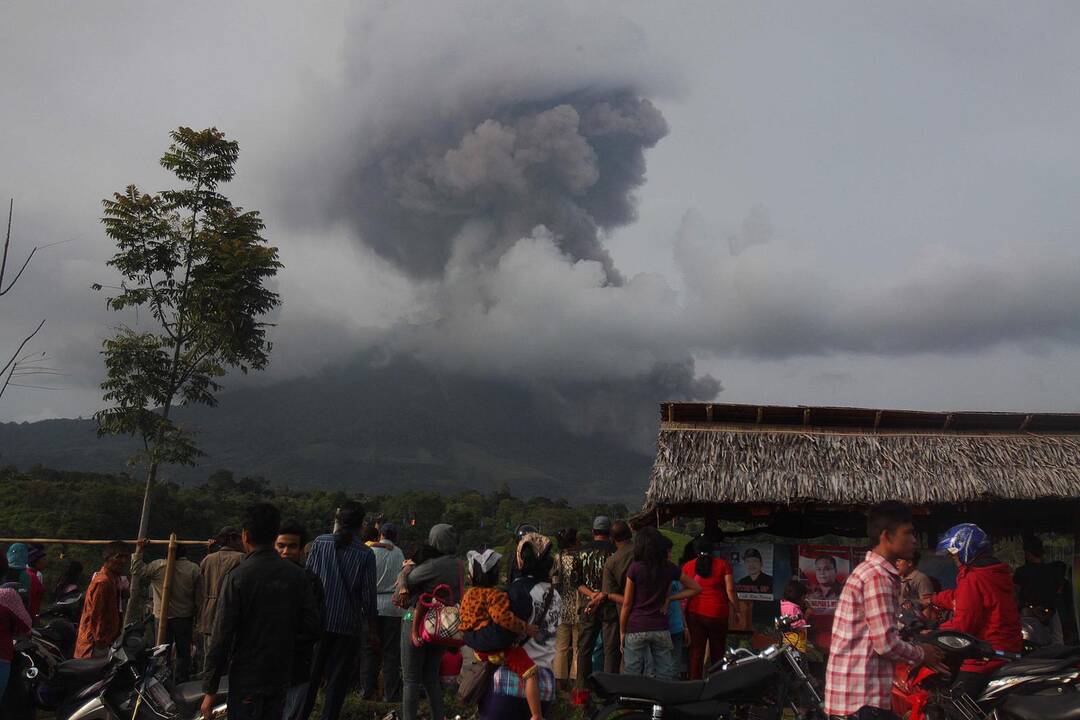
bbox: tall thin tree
[94,127,282,618]
[0,199,50,401]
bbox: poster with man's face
[798,545,852,652]
[717,543,775,600]
[798,545,851,614]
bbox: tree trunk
[123,459,159,626]
[123,401,172,625]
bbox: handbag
[413,583,464,647]
[457,653,496,705]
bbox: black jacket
[292,567,326,684]
[203,549,321,695]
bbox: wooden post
[155,533,178,646]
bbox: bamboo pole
[0,537,206,546]
[155,533,178,646]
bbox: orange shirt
[460,586,529,635]
[75,566,122,658]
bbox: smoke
[335,94,668,283]
[274,2,719,449]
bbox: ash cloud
[284,2,719,448]
[333,93,668,283]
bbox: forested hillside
[0,357,654,503]
[0,465,633,554]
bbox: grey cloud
[674,219,1080,358]
[331,93,667,282]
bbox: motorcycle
[588,617,825,719]
[11,624,228,720]
[890,618,1080,720]
[1018,605,1053,653]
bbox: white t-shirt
[522,581,562,670]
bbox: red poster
[798,545,853,652]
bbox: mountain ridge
[0,357,655,503]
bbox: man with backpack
[303,502,377,720]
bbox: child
[781,580,809,628]
[460,549,542,720]
[440,646,463,690]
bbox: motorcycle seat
[53,656,111,684]
[1000,693,1080,720]
[590,657,776,705]
[173,677,228,713]
[992,656,1078,678]
[590,673,705,704]
[1027,645,1080,661]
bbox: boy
[825,501,945,717]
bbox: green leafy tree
[93,127,282,585]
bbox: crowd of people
[1,497,1074,720]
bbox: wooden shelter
[640,402,1080,538]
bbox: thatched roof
[646,403,1080,510]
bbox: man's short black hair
[174,543,187,559]
[1023,533,1044,559]
[278,522,308,547]
[867,501,913,543]
[243,503,282,546]
[336,501,365,532]
[362,524,379,544]
[610,520,632,543]
[816,555,838,569]
[103,540,131,560]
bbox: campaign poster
[716,543,776,601]
[798,545,852,652]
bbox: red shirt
[933,559,1022,674]
[682,558,732,619]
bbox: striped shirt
[305,534,377,636]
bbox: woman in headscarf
[478,533,563,720]
[397,523,464,720]
[4,544,43,619]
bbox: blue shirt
[305,534,377,636]
[668,580,685,634]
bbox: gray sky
[3,1,1080,424]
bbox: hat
[5,543,28,570]
[27,548,46,564]
[592,516,612,532]
[467,549,502,574]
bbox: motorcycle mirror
[937,635,973,650]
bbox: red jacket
[933,558,1022,673]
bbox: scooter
[12,624,227,720]
[890,622,1080,720]
[588,617,826,720]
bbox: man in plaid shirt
[825,502,945,717]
